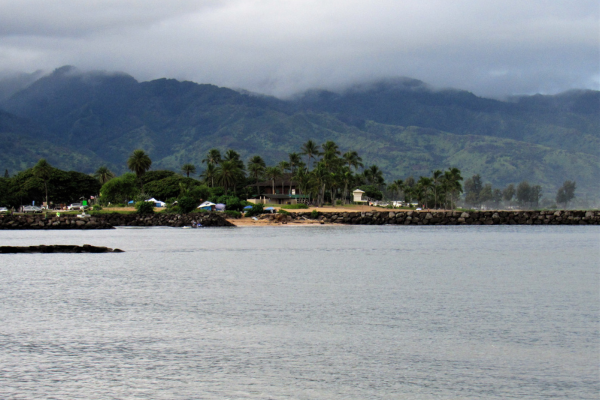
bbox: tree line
[0,140,577,210]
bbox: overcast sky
[0,0,598,98]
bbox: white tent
[198,201,216,210]
[146,198,166,207]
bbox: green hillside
[0,66,598,196]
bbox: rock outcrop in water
[0,245,124,253]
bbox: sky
[0,0,598,98]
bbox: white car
[0,207,8,213]
[67,203,83,210]
[23,206,43,213]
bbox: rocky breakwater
[1,245,123,253]
[0,213,234,229]
[292,210,600,225]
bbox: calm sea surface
[0,226,598,399]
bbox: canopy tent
[243,205,253,210]
[198,201,216,211]
[145,198,166,207]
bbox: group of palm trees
[393,168,464,209]
[97,144,464,208]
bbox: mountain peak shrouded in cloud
[0,0,597,98]
[0,67,597,196]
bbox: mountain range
[0,66,598,197]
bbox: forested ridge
[0,66,597,196]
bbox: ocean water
[0,225,598,399]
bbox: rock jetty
[0,213,234,229]
[0,245,124,253]
[288,210,600,225]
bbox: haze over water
[0,226,598,399]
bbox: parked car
[23,206,43,213]
[67,203,83,210]
[0,207,8,213]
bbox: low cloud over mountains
[0,0,598,98]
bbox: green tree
[530,185,543,208]
[202,148,222,166]
[247,155,266,197]
[431,169,443,209]
[556,180,576,208]
[94,166,115,185]
[343,151,364,172]
[441,168,462,209]
[288,152,302,174]
[200,163,218,187]
[265,166,282,195]
[300,140,321,171]
[100,173,138,204]
[516,181,530,206]
[181,163,196,178]
[414,177,433,207]
[502,184,515,203]
[363,165,385,189]
[464,174,483,207]
[33,159,53,207]
[127,149,152,183]
[215,160,245,193]
[478,184,493,205]
[224,149,245,170]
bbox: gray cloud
[0,0,598,98]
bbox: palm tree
[321,140,341,156]
[200,163,217,187]
[442,167,463,209]
[293,167,311,197]
[300,140,321,171]
[343,151,363,172]
[127,149,152,180]
[363,165,385,188]
[278,161,291,193]
[94,166,115,185]
[387,182,400,205]
[247,155,266,197]
[432,169,443,209]
[288,152,302,174]
[215,160,244,193]
[224,149,245,170]
[415,177,433,207]
[265,166,282,195]
[311,162,331,207]
[181,163,196,178]
[202,149,222,166]
[33,159,53,207]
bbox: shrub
[224,210,242,219]
[178,196,198,214]
[93,205,103,211]
[277,209,290,215]
[135,201,155,215]
[280,204,309,209]
[335,200,343,206]
[244,203,264,218]
[310,209,319,219]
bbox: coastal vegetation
[0,142,585,212]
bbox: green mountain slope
[0,67,598,196]
[0,110,102,174]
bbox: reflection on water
[0,226,598,399]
